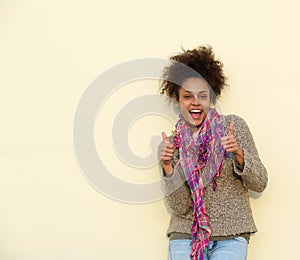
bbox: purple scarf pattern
[174,108,226,260]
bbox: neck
[190,125,200,133]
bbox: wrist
[234,148,244,165]
[162,162,173,175]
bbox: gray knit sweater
[161,114,268,239]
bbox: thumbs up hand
[221,122,244,165]
[160,132,175,175]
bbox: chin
[188,119,203,128]
[193,118,205,127]
[182,113,205,128]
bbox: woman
[159,45,268,260]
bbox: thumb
[227,122,234,136]
[161,131,170,143]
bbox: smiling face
[177,77,211,131]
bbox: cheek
[202,99,211,109]
[179,104,189,114]
[178,105,191,119]
[178,99,190,110]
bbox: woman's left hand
[221,122,244,165]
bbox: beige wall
[0,0,299,259]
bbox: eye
[184,95,191,99]
[199,95,208,99]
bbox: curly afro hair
[160,45,226,104]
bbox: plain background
[1,0,300,259]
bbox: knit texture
[161,115,268,244]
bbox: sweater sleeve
[158,140,192,215]
[231,115,268,192]
[162,165,192,215]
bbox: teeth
[190,109,201,113]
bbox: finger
[161,132,174,149]
[227,122,234,136]
[160,152,173,160]
[223,143,237,149]
[161,147,174,156]
[161,131,170,143]
[163,151,175,157]
[165,147,175,153]
[221,136,229,142]
[221,136,232,145]
[160,155,173,161]
[225,148,237,153]
[222,140,236,149]
[222,137,237,148]
[223,139,239,149]
[160,147,174,156]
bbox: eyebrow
[183,90,208,94]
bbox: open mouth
[189,109,202,119]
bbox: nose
[192,95,200,105]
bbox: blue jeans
[168,237,248,260]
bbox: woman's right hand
[160,132,175,175]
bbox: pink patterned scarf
[173,108,226,260]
